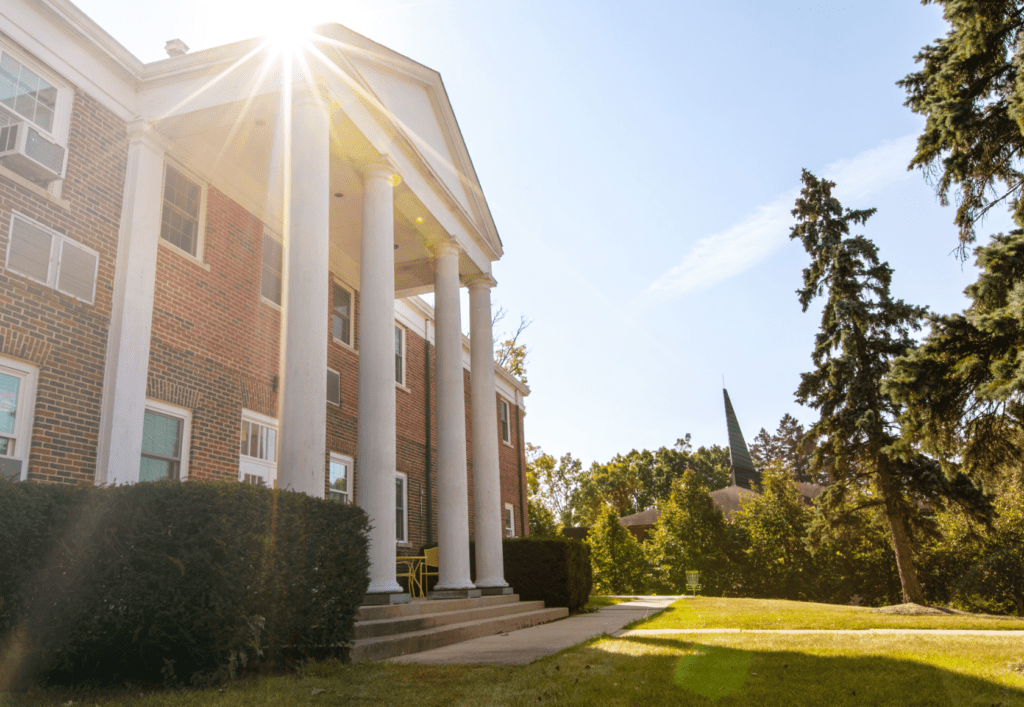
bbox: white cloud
[640,134,919,306]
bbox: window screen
[327,368,341,406]
[56,239,97,303]
[7,216,52,283]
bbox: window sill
[333,337,357,354]
[260,295,282,311]
[502,438,514,448]
[396,382,411,394]
[159,238,211,271]
[0,165,70,210]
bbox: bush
[418,536,592,612]
[0,478,369,688]
[503,537,592,612]
[587,506,648,594]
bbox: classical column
[432,242,476,594]
[276,90,330,497]
[469,278,509,591]
[357,158,403,597]
[96,122,168,486]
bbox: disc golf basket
[685,570,701,597]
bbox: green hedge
[419,536,592,612]
[0,478,369,688]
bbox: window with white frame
[239,409,277,487]
[5,213,98,303]
[396,471,408,543]
[140,400,190,482]
[505,503,515,538]
[394,325,405,386]
[260,230,282,305]
[328,453,352,503]
[327,368,341,406]
[0,356,37,481]
[499,399,511,444]
[332,282,353,345]
[0,50,59,134]
[160,163,204,258]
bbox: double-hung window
[327,367,341,406]
[396,471,408,543]
[0,46,68,185]
[0,356,37,481]
[499,399,511,444]
[160,163,205,259]
[0,51,59,134]
[140,400,190,481]
[505,503,515,538]
[394,325,405,386]
[328,453,352,502]
[332,282,352,345]
[5,213,98,303]
[239,410,277,487]
[261,230,282,306]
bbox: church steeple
[723,388,760,490]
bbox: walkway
[389,596,681,665]
[620,628,1024,636]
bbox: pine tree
[790,171,988,604]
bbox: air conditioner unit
[0,121,66,182]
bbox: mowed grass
[636,596,1024,630]
[583,595,635,611]
[9,633,1024,707]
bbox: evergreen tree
[586,505,648,595]
[899,0,1024,250]
[748,414,817,483]
[790,171,988,604]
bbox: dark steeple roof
[723,388,760,491]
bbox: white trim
[504,503,515,538]
[159,159,208,264]
[499,398,512,446]
[395,470,408,544]
[331,278,355,349]
[326,367,341,406]
[55,236,98,303]
[239,408,277,487]
[0,355,37,481]
[394,323,406,388]
[260,227,283,308]
[0,40,72,148]
[143,397,191,481]
[328,452,353,503]
[5,211,98,304]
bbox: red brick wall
[0,34,127,485]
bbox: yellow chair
[421,547,439,594]
[396,555,424,597]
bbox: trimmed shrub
[417,537,592,612]
[0,478,369,688]
[503,537,592,612]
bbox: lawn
[9,633,1023,706]
[583,595,635,611]
[635,596,1024,631]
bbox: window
[328,453,352,503]
[0,46,68,185]
[327,368,341,406]
[140,400,190,481]
[160,164,203,258]
[332,282,352,345]
[499,399,511,444]
[0,357,37,481]
[396,471,408,543]
[0,51,57,133]
[261,230,282,305]
[394,325,405,386]
[239,409,277,487]
[5,213,98,303]
[505,503,515,538]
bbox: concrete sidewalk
[620,628,1024,636]
[389,597,681,665]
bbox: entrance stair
[350,594,567,662]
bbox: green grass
[7,633,1023,706]
[583,595,635,611]
[636,596,1024,631]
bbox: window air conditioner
[0,121,66,182]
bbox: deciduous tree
[587,505,648,595]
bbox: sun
[256,4,323,57]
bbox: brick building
[0,0,528,601]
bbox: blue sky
[76,0,1010,466]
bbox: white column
[96,122,168,486]
[276,90,330,497]
[469,279,508,588]
[434,242,475,591]
[357,158,402,595]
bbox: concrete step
[351,607,569,662]
[356,594,519,622]
[355,599,547,639]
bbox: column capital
[465,273,498,291]
[359,155,402,187]
[126,120,174,155]
[429,238,460,260]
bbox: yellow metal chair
[396,555,424,597]
[421,547,440,594]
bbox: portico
[93,27,515,601]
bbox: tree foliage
[493,307,531,384]
[790,170,990,604]
[586,506,648,595]
[899,0,1024,250]
[749,414,818,483]
[525,444,583,528]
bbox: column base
[428,588,482,600]
[478,586,514,596]
[361,592,411,606]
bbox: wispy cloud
[639,134,919,306]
